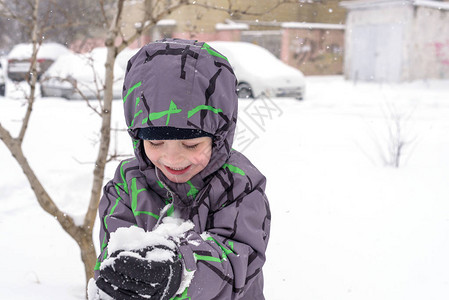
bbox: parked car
[41,47,138,99]
[7,43,69,81]
[208,41,305,99]
[0,58,5,96]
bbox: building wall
[232,0,346,24]
[343,1,449,82]
[161,0,347,35]
[343,4,413,82]
[282,27,345,75]
[164,2,230,35]
[410,6,449,80]
[240,30,283,58]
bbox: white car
[7,43,70,81]
[41,47,138,99]
[208,41,305,100]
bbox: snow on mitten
[96,221,193,300]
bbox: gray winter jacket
[94,39,271,299]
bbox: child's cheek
[191,152,209,167]
[190,155,203,165]
[200,147,212,164]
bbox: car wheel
[237,82,254,99]
[0,84,5,96]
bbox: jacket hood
[122,39,238,197]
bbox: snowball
[107,217,195,254]
[108,226,175,253]
[144,247,176,262]
[154,217,195,241]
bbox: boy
[90,39,271,300]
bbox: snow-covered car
[41,47,138,99]
[7,43,70,81]
[0,58,5,96]
[208,41,305,99]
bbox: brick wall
[281,25,345,75]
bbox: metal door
[350,24,403,82]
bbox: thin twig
[190,0,296,16]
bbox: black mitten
[96,276,150,300]
[97,245,183,300]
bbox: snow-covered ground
[1,76,449,299]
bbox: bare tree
[0,0,296,296]
[357,101,418,168]
[379,102,417,168]
[0,0,100,290]
[0,0,111,51]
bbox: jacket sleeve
[94,162,137,279]
[176,172,271,299]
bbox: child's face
[143,137,212,183]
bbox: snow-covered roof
[341,0,449,10]
[215,23,249,31]
[230,19,345,30]
[135,19,176,30]
[282,22,346,30]
[341,0,409,9]
[414,0,449,10]
[156,19,176,27]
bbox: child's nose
[164,144,183,163]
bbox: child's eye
[149,141,163,147]
[183,143,199,149]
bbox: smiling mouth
[165,165,191,175]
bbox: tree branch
[83,0,126,230]
[98,0,111,29]
[187,0,297,16]
[17,0,40,146]
[17,95,35,146]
